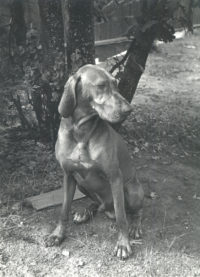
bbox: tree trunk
[118,34,154,103]
[37,0,64,144]
[116,0,176,104]
[9,0,26,46]
[187,0,194,33]
[62,0,95,75]
[38,0,64,68]
[10,94,31,129]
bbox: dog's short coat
[46,64,144,259]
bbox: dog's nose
[115,92,132,115]
[122,101,132,115]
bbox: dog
[45,64,144,259]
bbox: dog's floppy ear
[58,74,80,118]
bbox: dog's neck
[71,108,100,145]
[73,112,97,129]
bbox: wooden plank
[95,36,130,46]
[193,24,200,29]
[23,188,85,211]
[95,23,200,49]
[95,40,130,61]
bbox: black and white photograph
[0,0,200,276]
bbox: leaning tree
[107,0,178,103]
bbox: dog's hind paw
[44,234,64,247]
[129,225,142,239]
[73,203,98,224]
[73,209,91,224]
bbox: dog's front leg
[111,171,132,259]
[45,173,76,247]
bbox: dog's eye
[97,81,108,89]
[97,84,106,89]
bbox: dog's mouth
[91,100,131,123]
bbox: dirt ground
[0,30,200,277]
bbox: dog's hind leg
[129,208,143,239]
[73,175,100,224]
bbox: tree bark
[116,0,176,104]
[37,0,64,143]
[10,94,31,129]
[62,0,95,75]
[187,0,194,33]
[118,34,154,103]
[38,0,64,68]
[9,0,26,46]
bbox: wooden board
[95,36,130,46]
[23,188,85,211]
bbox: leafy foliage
[127,0,176,43]
[22,27,65,140]
[193,0,200,8]
[4,25,65,141]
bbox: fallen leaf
[77,259,85,267]
[133,147,140,154]
[184,45,196,49]
[62,249,70,258]
[130,239,142,245]
[150,192,158,199]
[193,194,200,200]
[152,156,159,160]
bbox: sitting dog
[46,64,144,259]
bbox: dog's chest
[57,122,105,174]
[65,142,97,172]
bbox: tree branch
[109,38,136,74]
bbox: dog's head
[58,64,132,123]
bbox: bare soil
[0,30,200,277]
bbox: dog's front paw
[113,236,132,260]
[45,225,65,247]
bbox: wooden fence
[193,7,200,24]
[95,1,140,41]
[95,2,200,41]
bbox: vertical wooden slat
[94,1,200,42]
